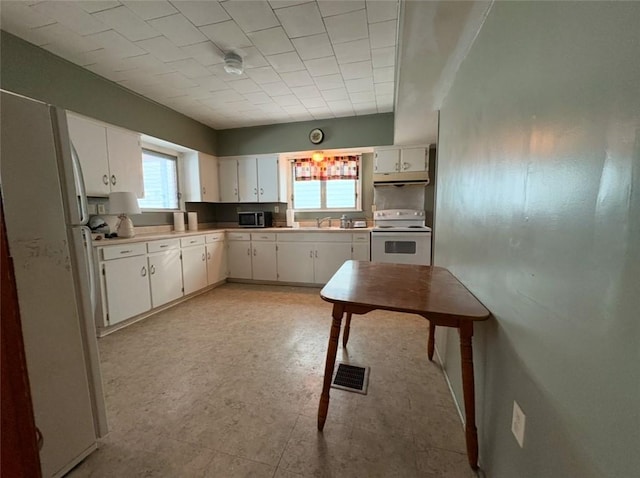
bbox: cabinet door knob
[402,162,409,170]
[207,252,211,260]
[202,253,205,261]
[309,250,313,258]
[102,174,109,185]
[254,187,257,195]
[315,250,318,258]
[111,174,116,185]
[253,248,257,256]
[141,266,147,277]
[150,265,155,275]
[394,163,400,171]
[260,188,264,195]
[247,248,251,256]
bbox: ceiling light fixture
[223,52,244,76]
[312,151,324,162]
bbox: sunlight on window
[138,149,179,210]
[293,180,321,209]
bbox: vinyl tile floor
[68,283,477,478]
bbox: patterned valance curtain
[294,156,360,181]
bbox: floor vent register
[331,362,370,395]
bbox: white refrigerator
[0,90,108,477]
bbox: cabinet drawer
[101,242,146,260]
[227,232,251,241]
[277,233,314,242]
[313,232,352,243]
[352,232,370,242]
[181,236,205,248]
[147,238,180,253]
[251,232,276,242]
[205,233,225,243]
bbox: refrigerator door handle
[71,143,90,225]
[50,107,90,226]
[81,226,96,311]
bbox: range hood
[373,170,430,185]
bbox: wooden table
[317,260,490,470]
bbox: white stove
[371,209,432,265]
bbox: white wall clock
[309,128,324,144]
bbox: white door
[67,114,110,196]
[227,240,252,279]
[238,157,259,202]
[352,242,370,261]
[257,155,279,202]
[206,241,227,284]
[148,250,183,307]
[219,159,239,202]
[400,147,427,173]
[277,242,314,283]
[103,255,151,324]
[374,149,400,173]
[252,241,277,280]
[106,127,144,197]
[200,153,219,202]
[314,242,352,284]
[182,245,208,294]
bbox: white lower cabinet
[148,249,183,308]
[352,232,371,261]
[276,232,355,284]
[100,244,151,326]
[314,242,352,283]
[205,233,227,284]
[251,233,277,281]
[227,232,252,279]
[181,236,208,295]
[276,242,314,283]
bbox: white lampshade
[108,192,141,215]
[108,192,140,238]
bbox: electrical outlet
[511,400,526,448]
[87,203,97,215]
[274,206,279,213]
[97,204,106,215]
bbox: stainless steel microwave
[238,211,273,228]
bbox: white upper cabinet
[374,148,401,174]
[183,152,219,202]
[400,147,428,173]
[219,159,240,202]
[238,157,259,202]
[218,155,281,203]
[106,128,144,196]
[67,113,143,197]
[67,114,110,196]
[374,146,428,174]
[256,156,279,202]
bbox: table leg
[342,312,352,347]
[427,321,436,361]
[318,304,344,431]
[459,322,479,470]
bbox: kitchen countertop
[92,226,372,247]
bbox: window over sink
[291,155,361,211]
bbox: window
[291,156,360,211]
[138,149,179,210]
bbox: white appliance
[1,91,108,477]
[371,209,432,265]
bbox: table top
[320,261,490,321]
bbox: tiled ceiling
[1,0,400,130]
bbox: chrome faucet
[316,216,332,228]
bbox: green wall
[435,2,639,477]
[0,30,217,155]
[216,114,393,156]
